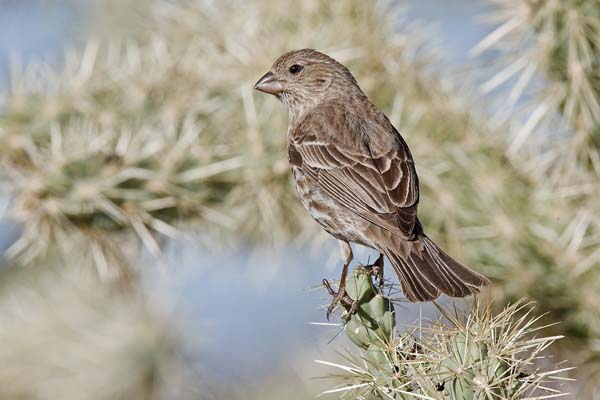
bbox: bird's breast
[291,165,332,225]
[290,164,371,246]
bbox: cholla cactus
[0,36,247,272]
[430,303,566,400]
[319,268,571,399]
[472,1,600,390]
[3,114,241,273]
[343,267,396,351]
[473,0,600,165]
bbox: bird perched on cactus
[254,49,490,318]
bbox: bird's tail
[383,236,490,302]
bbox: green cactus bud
[343,267,395,351]
[344,266,376,303]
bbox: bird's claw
[323,278,359,321]
[323,278,341,320]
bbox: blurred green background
[0,0,598,398]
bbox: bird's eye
[289,64,303,74]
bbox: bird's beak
[254,71,283,95]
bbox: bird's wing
[289,104,419,239]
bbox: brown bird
[254,49,490,317]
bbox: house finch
[254,49,490,317]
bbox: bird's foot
[365,253,385,294]
[322,278,359,321]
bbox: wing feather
[290,104,420,239]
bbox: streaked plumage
[255,49,490,303]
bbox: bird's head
[254,49,362,118]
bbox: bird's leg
[322,263,351,319]
[322,240,358,320]
[372,253,385,294]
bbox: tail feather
[385,236,490,302]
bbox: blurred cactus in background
[320,267,570,399]
[0,261,201,400]
[473,0,600,166]
[471,0,600,392]
[0,37,247,272]
[0,0,598,398]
